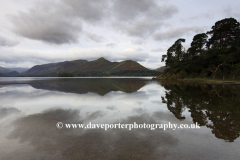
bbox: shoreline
[152,77,240,85]
[0,82,34,85]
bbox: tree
[161,38,186,67]
[188,33,208,57]
[206,18,240,49]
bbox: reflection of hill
[159,81,240,142]
[30,78,149,96]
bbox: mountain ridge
[21,57,154,76]
[0,66,12,74]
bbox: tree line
[161,18,240,80]
[57,70,161,77]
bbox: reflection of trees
[161,93,186,120]
[159,81,240,142]
[206,110,240,142]
[7,108,178,160]
[30,78,148,96]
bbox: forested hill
[22,57,160,76]
[158,17,240,80]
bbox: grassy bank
[153,77,240,85]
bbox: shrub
[58,72,74,77]
[178,70,187,79]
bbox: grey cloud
[61,0,109,22]
[112,0,155,20]
[110,51,149,62]
[85,32,104,43]
[188,13,213,21]
[0,49,56,68]
[223,6,240,22]
[9,0,108,44]
[10,9,81,44]
[9,0,178,44]
[132,108,146,114]
[8,0,107,45]
[106,106,118,111]
[106,43,117,47]
[0,36,19,47]
[112,0,178,21]
[137,48,143,51]
[153,26,205,41]
[114,18,163,37]
[132,38,145,45]
[151,100,162,105]
[111,0,178,37]
[223,6,233,16]
[151,47,167,52]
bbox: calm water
[0,77,240,160]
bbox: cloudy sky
[0,0,239,69]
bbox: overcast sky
[0,0,239,69]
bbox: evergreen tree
[161,38,186,67]
[206,18,240,49]
[188,33,208,57]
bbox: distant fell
[22,58,152,76]
[156,66,169,72]
[8,68,29,73]
[108,60,148,73]
[5,71,20,77]
[0,66,12,74]
[0,73,6,77]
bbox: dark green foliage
[77,70,161,77]
[178,70,187,79]
[110,70,161,76]
[161,18,240,80]
[77,71,109,77]
[188,33,208,57]
[58,72,74,77]
[206,18,240,49]
[162,38,186,67]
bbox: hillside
[8,68,29,73]
[155,66,169,72]
[0,66,20,77]
[22,58,158,76]
[72,58,118,73]
[107,60,148,73]
[0,66,12,74]
[0,73,6,77]
[5,71,20,77]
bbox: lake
[0,77,240,160]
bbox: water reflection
[0,78,240,159]
[159,81,240,142]
[0,107,21,120]
[7,108,178,160]
[30,78,150,95]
